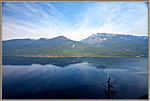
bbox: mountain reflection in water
[2,56,148,99]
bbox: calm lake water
[2,56,148,99]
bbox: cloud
[2,2,148,41]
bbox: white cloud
[2,2,148,41]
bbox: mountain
[2,33,148,57]
[2,36,110,57]
[81,33,148,56]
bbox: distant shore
[3,55,148,58]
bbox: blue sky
[2,2,148,41]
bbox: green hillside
[2,34,148,57]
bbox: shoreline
[3,55,148,58]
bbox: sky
[2,2,148,41]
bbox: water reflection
[2,56,83,67]
[2,57,148,99]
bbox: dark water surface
[2,56,148,99]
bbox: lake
[2,56,148,99]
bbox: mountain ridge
[2,33,148,57]
[3,33,148,42]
